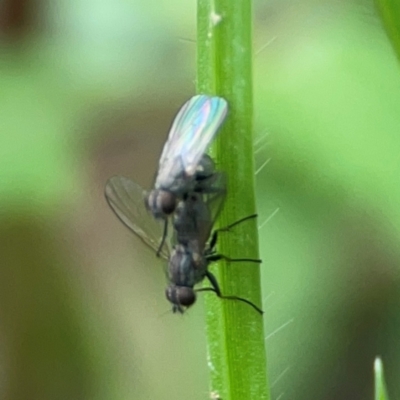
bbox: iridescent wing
[155,95,228,189]
[105,176,170,259]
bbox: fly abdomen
[173,193,212,247]
[169,245,197,286]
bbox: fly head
[166,285,196,313]
[145,189,177,218]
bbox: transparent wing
[105,176,170,259]
[156,95,228,187]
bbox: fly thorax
[191,249,203,266]
[169,244,197,287]
[156,158,196,195]
[195,154,215,180]
[184,241,208,281]
[145,189,176,218]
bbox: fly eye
[166,286,196,311]
[160,191,176,215]
[178,287,196,307]
[145,190,176,217]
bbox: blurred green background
[1,0,399,399]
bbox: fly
[145,94,228,253]
[150,95,228,204]
[105,175,263,314]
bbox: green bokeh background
[1,1,399,399]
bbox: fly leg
[217,213,258,232]
[206,253,262,264]
[196,271,264,314]
[156,219,168,257]
[207,214,261,262]
[208,214,258,251]
[199,213,262,313]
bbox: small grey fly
[105,174,263,314]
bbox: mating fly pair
[105,95,262,314]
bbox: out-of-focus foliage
[375,0,400,62]
[254,3,400,399]
[1,0,399,399]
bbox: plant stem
[376,0,400,62]
[374,358,390,400]
[197,1,270,400]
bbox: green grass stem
[196,1,270,400]
[375,358,390,400]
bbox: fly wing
[155,95,228,189]
[105,176,170,259]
